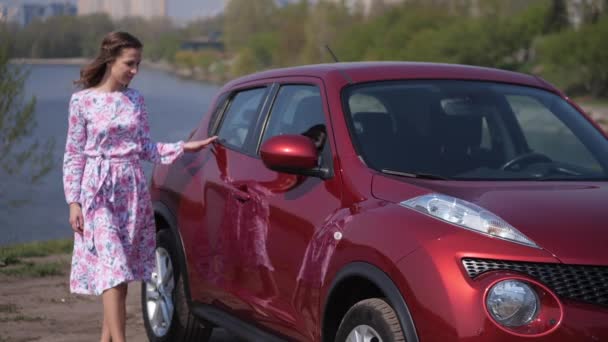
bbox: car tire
[142,229,213,342]
[335,298,405,342]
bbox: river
[1,64,220,246]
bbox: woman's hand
[69,203,84,235]
[184,136,218,152]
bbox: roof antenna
[325,45,340,62]
[324,44,352,84]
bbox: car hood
[372,175,608,265]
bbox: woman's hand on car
[69,202,84,234]
[184,136,218,152]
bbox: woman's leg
[102,283,128,342]
[100,315,111,342]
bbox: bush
[538,16,608,97]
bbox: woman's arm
[63,93,86,205]
[137,93,218,163]
[63,93,86,234]
[137,93,184,164]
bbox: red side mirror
[260,135,318,171]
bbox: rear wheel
[336,298,405,342]
[142,229,213,341]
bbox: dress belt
[83,154,139,252]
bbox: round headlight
[486,279,539,327]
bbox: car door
[225,79,343,341]
[181,85,272,310]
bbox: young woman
[62,31,217,342]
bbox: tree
[538,15,608,96]
[223,0,277,52]
[0,38,54,207]
[303,1,354,63]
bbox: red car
[141,62,608,342]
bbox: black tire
[142,229,213,342]
[335,298,405,342]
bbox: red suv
[141,62,608,342]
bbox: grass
[0,239,72,277]
[0,302,43,325]
[0,261,66,277]
[0,304,18,314]
[0,315,44,323]
[0,239,72,265]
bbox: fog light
[486,279,539,327]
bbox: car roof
[224,61,556,92]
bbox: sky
[0,0,226,22]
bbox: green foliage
[0,261,66,277]
[272,1,309,67]
[303,1,355,63]
[0,44,55,208]
[223,0,278,52]
[0,239,72,263]
[0,239,72,278]
[114,16,179,61]
[183,15,224,38]
[538,15,608,96]
[78,14,115,57]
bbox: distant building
[0,4,10,22]
[77,0,167,20]
[0,2,76,26]
[22,4,46,25]
[48,2,78,17]
[0,3,22,24]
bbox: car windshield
[343,80,608,181]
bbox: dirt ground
[0,255,238,342]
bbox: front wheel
[142,229,213,341]
[336,298,405,342]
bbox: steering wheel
[501,152,552,171]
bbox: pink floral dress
[63,88,183,295]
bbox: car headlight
[401,193,538,248]
[486,279,539,327]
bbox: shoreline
[10,57,174,71]
[10,57,90,65]
[10,57,225,84]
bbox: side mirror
[260,134,331,179]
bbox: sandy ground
[0,255,239,342]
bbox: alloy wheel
[346,324,383,342]
[145,246,175,337]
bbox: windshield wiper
[381,169,448,180]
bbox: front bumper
[394,231,608,341]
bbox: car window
[217,88,266,151]
[261,85,328,151]
[507,95,599,170]
[207,93,229,136]
[343,81,608,180]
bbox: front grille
[462,258,608,307]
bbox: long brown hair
[75,31,143,89]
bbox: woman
[62,31,217,342]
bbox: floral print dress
[63,88,183,295]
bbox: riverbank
[10,57,226,84]
[10,57,90,65]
